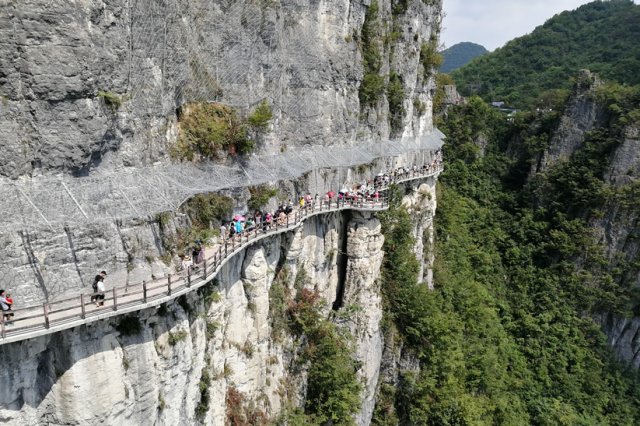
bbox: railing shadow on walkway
[0,165,442,345]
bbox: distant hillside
[440,42,488,73]
[452,0,640,108]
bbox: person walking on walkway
[220,223,227,242]
[93,271,106,307]
[92,271,106,304]
[0,289,14,324]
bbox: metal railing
[0,165,442,345]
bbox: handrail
[0,165,442,345]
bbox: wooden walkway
[0,166,441,345]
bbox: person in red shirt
[0,289,14,323]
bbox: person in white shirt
[95,273,106,307]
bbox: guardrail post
[143,281,148,302]
[167,274,172,295]
[112,288,118,311]
[203,258,208,278]
[187,269,192,288]
[286,214,289,227]
[80,294,86,319]
[43,303,50,329]
[1,313,5,339]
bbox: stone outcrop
[0,0,444,308]
[535,70,606,173]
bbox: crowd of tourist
[0,154,444,327]
[214,153,444,248]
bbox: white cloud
[440,0,636,51]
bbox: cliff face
[529,71,640,367]
[0,0,441,178]
[0,181,438,424]
[0,0,444,423]
[0,0,444,305]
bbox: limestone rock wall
[0,0,442,178]
[527,70,640,367]
[0,209,392,425]
[401,178,438,287]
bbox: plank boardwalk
[0,166,442,345]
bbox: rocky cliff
[528,71,640,367]
[0,0,443,304]
[0,178,439,425]
[0,0,441,178]
[0,0,444,424]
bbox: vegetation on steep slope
[171,101,272,161]
[373,92,640,424]
[270,270,362,426]
[452,0,640,108]
[440,42,488,73]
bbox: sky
[441,0,636,51]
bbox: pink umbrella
[327,191,336,198]
[233,214,245,221]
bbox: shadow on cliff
[0,293,194,413]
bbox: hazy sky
[441,0,635,51]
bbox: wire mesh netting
[0,0,445,233]
[1,132,443,232]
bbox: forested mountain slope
[451,0,640,108]
[425,75,640,423]
[440,42,488,73]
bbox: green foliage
[287,289,362,424]
[269,268,290,341]
[168,330,189,346]
[391,0,409,16]
[115,316,142,337]
[385,95,640,424]
[247,99,273,130]
[378,203,424,351]
[293,266,308,291]
[172,102,256,161]
[195,368,212,419]
[371,383,399,426]
[98,90,123,112]
[387,72,405,133]
[412,98,426,116]
[159,192,232,258]
[359,1,384,106]
[182,192,233,229]
[440,41,489,73]
[419,39,442,80]
[594,82,640,127]
[247,185,278,211]
[359,74,386,106]
[205,319,220,339]
[452,0,640,108]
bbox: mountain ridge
[440,41,488,73]
[451,0,640,108]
